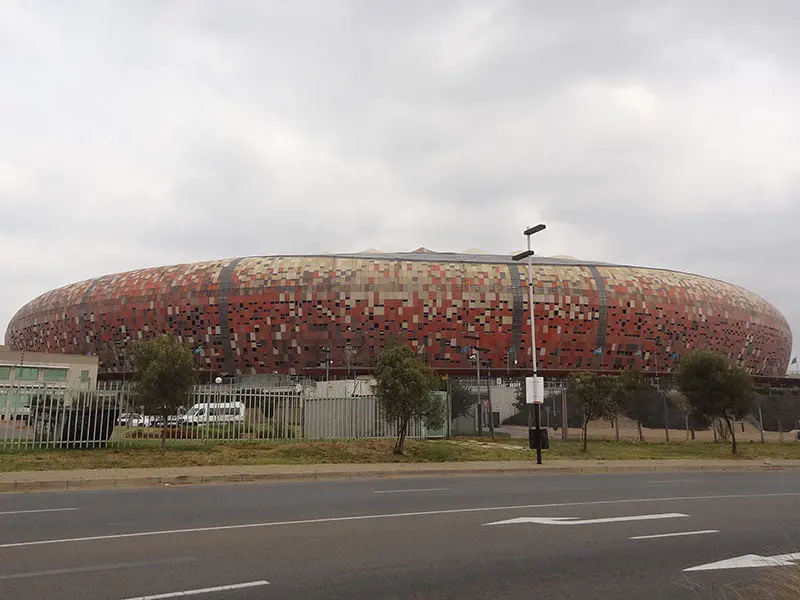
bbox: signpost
[525,375,546,454]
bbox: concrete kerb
[2,461,800,494]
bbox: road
[0,471,799,599]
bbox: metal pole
[324,347,331,399]
[487,366,494,440]
[527,234,542,465]
[655,350,669,442]
[758,398,765,444]
[561,386,568,441]
[475,351,483,437]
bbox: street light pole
[513,223,546,465]
[475,350,483,436]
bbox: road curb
[2,462,799,494]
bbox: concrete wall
[315,378,376,399]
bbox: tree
[131,335,198,454]
[676,349,755,454]
[667,389,693,441]
[374,344,444,455]
[449,379,474,421]
[615,368,648,442]
[569,372,618,452]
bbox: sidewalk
[2,459,799,494]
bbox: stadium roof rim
[280,251,613,266]
[230,251,704,279]
[31,251,778,309]
[226,252,775,302]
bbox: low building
[0,348,99,420]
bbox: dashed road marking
[630,529,718,540]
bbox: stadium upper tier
[5,251,792,377]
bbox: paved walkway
[1,458,799,493]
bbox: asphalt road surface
[1,471,799,599]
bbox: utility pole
[513,224,546,464]
[473,349,492,438]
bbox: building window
[0,367,10,380]
[15,367,40,381]
[43,368,68,382]
[80,370,90,381]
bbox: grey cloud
[2,0,799,360]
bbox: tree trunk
[614,415,620,442]
[394,418,409,455]
[637,419,644,443]
[724,416,737,455]
[582,416,589,452]
[712,419,718,443]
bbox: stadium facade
[4,250,792,378]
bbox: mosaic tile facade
[4,253,792,377]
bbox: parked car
[178,402,245,426]
[117,413,156,427]
[151,415,181,428]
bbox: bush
[126,427,202,439]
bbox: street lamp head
[524,224,546,236]
[512,249,535,262]
[214,376,223,384]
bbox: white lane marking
[0,508,78,516]
[0,557,197,580]
[630,529,719,540]
[373,488,449,494]
[485,513,688,526]
[121,580,270,599]
[646,480,698,485]
[684,552,800,571]
[1,492,798,549]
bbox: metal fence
[0,381,429,450]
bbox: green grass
[0,438,798,472]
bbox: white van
[179,402,245,426]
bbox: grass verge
[0,437,799,472]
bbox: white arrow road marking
[684,553,800,572]
[485,513,689,526]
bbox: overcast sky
[2,1,798,360]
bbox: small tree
[449,379,474,421]
[616,368,648,442]
[131,335,198,454]
[570,372,617,452]
[667,389,693,441]
[374,344,444,455]
[676,349,755,454]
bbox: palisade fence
[0,381,432,450]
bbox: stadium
[4,250,793,379]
